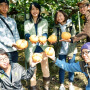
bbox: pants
[29,52,50,86]
[59,54,76,84]
[7,51,18,63]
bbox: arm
[12,19,20,42]
[55,59,82,72]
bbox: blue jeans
[7,51,18,63]
[59,54,76,84]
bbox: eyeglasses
[79,5,87,9]
[0,57,8,62]
[81,51,90,55]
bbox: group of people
[0,0,90,90]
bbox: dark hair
[29,2,42,23]
[0,48,8,56]
[54,10,68,25]
[0,0,9,5]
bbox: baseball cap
[77,0,89,6]
[81,42,90,51]
[0,0,9,5]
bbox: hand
[39,41,47,45]
[46,51,55,61]
[59,39,71,42]
[68,56,73,60]
[31,59,42,67]
[12,44,23,50]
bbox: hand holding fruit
[29,35,38,44]
[59,32,71,42]
[48,35,57,44]
[14,39,28,50]
[38,36,47,44]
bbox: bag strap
[0,17,14,36]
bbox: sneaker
[69,84,74,90]
[59,85,65,90]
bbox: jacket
[55,59,90,89]
[24,19,48,62]
[53,19,77,57]
[0,15,20,52]
[72,10,90,42]
[0,63,36,90]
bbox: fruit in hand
[48,35,57,43]
[29,35,38,43]
[45,47,54,56]
[32,53,42,62]
[38,36,47,44]
[61,32,71,40]
[16,39,28,49]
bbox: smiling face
[79,3,88,15]
[31,5,40,18]
[0,2,9,17]
[81,49,90,64]
[56,12,65,24]
[0,54,9,70]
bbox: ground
[18,42,87,90]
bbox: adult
[24,2,50,90]
[60,0,90,43]
[0,0,20,63]
[0,48,41,90]
[47,42,90,90]
[51,10,77,90]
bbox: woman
[47,42,90,90]
[52,10,77,90]
[24,2,50,90]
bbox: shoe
[69,84,74,90]
[59,85,65,90]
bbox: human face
[0,54,9,69]
[31,5,40,18]
[81,49,90,64]
[56,12,65,25]
[0,2,9,17]
[79,4,88,15]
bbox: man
[47,42,90,90]
[0,0,20,62]
[60,0,90,43]
[0,48,41,90]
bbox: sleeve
[13,20,20,42]
[71,12,90,43]
[55,59,82,72]
[21,66,36,80]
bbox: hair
[0,48,8,56]
[54,10,68,25]
[0,0,9,5]
[29,2,42,23]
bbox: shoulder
[12,63,24,69]
[24,20,31,24]
[40,18,48,23]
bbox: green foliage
[9,0,83,38]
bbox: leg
[59,55,67,84]
[41,52,50,90]
[29,52,37,90]
[68,54,76,83]
[7,51,18,63]
[68,54,76,90]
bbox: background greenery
[8,0,90,39]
